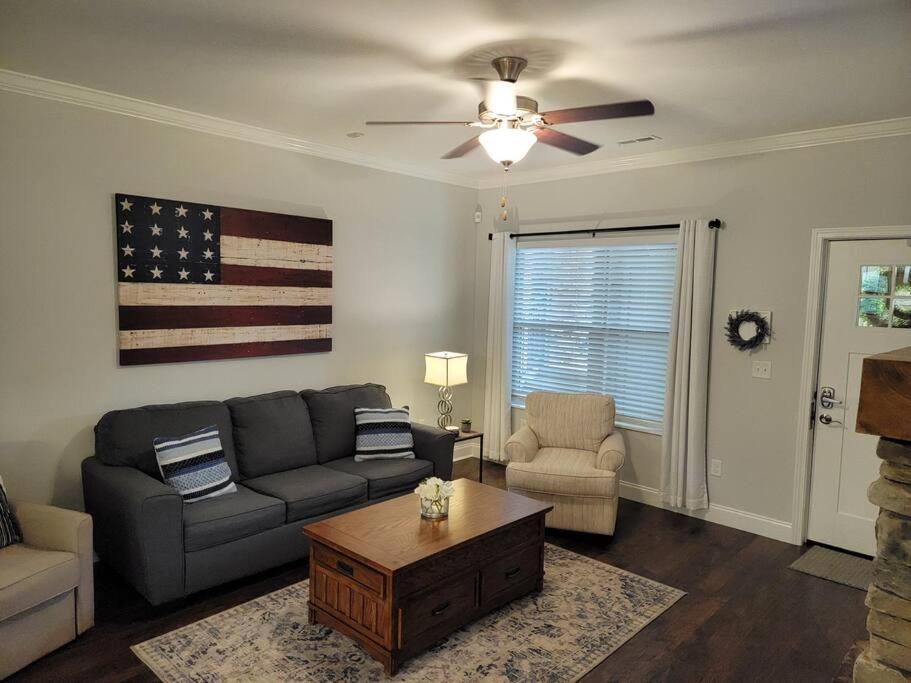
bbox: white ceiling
[2,0,910,183]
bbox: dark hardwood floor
[12,459,867,682]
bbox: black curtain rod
[487,218,721,240]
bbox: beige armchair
[505,392,625,535]
[0,502,94,678]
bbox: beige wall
[0,92,478,508]
[473,136,911,525]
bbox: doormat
[790,545,873,591]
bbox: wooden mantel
[856,346,911,441]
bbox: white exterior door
[807,239,911,556]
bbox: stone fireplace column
[853,349,911,682]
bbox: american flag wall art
[115,193,332,365]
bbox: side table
[454,430,485,482]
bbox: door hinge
[809,390,817,428]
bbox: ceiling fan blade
[365,121,473,126]
[534,128,600,155]
[541,100,655,125]
[441,135,481,159]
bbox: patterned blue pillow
[153,425,237,503]
[0,476,22,549]
[354,407,414,462]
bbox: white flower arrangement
[414,477,455,502]
[415,477,455,518]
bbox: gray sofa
[82,383,454,605]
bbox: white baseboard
[454,442,480,462]
[618,481,795,544]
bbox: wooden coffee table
[303,479,552,675]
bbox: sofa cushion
[182,484,284,552]
[506,447,617,498]
[526,392,615,452]
[95,401,240,480]
[0,476,22,549]
[243,465,367,522]
[301,384,392,463]
[354,407,414,461]
[154,425,237,503]
[325,457,432,499]
[226,391,318,478]
[0,544,79,621]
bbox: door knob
[818,413,842,426]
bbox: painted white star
[201,208,213,221]
[203,269,215,282]
[177,268,190,281]
[150,245,163,258]
[121,265,135,278]
[175,205,188,218]
[177,247,189,260]
[177,226,189,239]
[120,220,133,234]
[121,244,135,257]
[202,248,214,260]
[202,229,213,241]
[150,266,163,279]
[150,202,162,215]
[119,197,133,211]
[150,223,163,236]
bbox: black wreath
[725,310,770,351]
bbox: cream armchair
[505,392,625,535]
[0,502,94,678]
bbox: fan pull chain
[500,168,510,223]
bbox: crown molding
[0,69,478,189]
[477,115,911,189]
[3,69,910,193]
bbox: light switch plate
[710,459,723,477]
[751,360,772,379]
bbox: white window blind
[511,237,678,431]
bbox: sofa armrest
[412,423,455,480]
[81,456,185,605]
[13,502,95,633]
[596,431,626,471]
[506,426,539,464]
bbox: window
[857,264,911,328]
[511,235,678,432]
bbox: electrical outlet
[751,360,772,379]
[710,459,723,477]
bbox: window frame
[510,229,678,435]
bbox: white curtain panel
[483,232,516,462]
[661,219,717,510]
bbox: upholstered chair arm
[412,423,456,480]
[13,501,94,633]
[82,456,185,605]
[596,431,626,471]
[506,425,539,463]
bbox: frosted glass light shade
[424,351,468,387]
[479,128,536,165]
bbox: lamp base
[436,385,453,429]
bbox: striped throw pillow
[0,475,22,549]
[153,425,237,503]
[354,407,415,462]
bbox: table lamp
[424,351,468,432]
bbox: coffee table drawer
[399,571,477,644]
[481,542,541,604]
[314,543,385,597]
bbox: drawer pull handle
[336,560,355,577]
[505,567,521,580]
[431,601,451,616]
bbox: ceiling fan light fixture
[479,127,536,166]
[485,80,518,117]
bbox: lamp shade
[424,351,468,387]
[479,127,536,165]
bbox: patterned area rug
[133,544,684,682]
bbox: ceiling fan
[366,56,655,169]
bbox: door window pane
[893,299,911,328]
[895,266,911,296]
[860,266,892,295]
[858,297,890,327]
